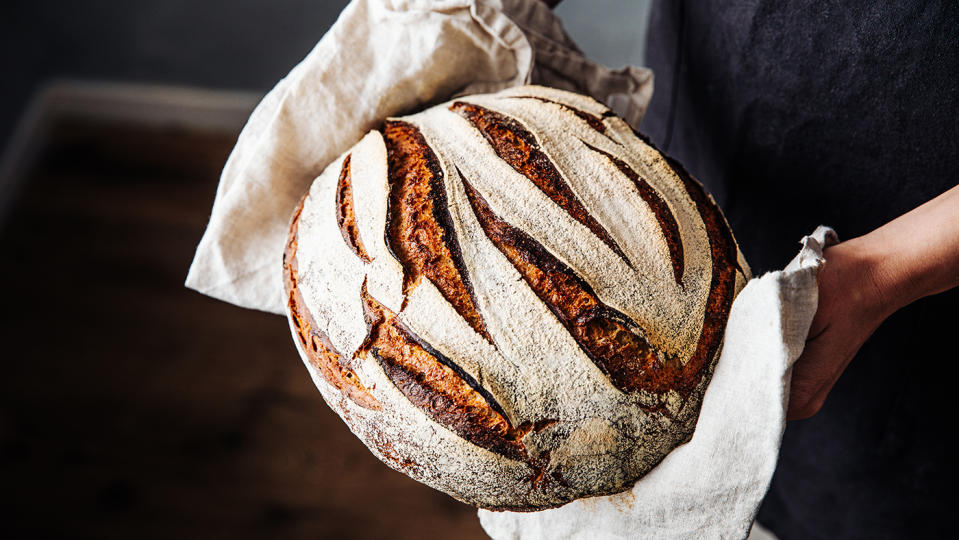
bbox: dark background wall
[1,0,351,153]
[0,0,650,157]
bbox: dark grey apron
[642,1,959,538]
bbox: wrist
[845,185,959,310]
[822,236,904,324]
[835,231,922,318]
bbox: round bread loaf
[282,85,750,511]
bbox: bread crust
[282,86,750,510]
[283,196,379,410]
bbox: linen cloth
[479,225,837,539]
[185,0,652,314]
[185,1,834,537]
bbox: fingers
[786,331,856,421]
[786,237,895,421]
[786,338,830,421]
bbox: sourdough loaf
[282,85,750,510]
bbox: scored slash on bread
[282,85,750,510]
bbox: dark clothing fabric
[642,1,959,539]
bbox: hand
[786,239,890,420]
[787,184,959,421]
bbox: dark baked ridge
[335,155,372,263]
[458,170,672,396]
[282,197,379,410]
[355,281,531,462]
[381,120,492,343]
[580,141,685,286]
[285,176,550,466]
[376,121,561,467]
[510,95,610,134]
[449,101,630,265]
[662,155,739,394]
[453,128,738,397]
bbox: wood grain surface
[0,117,489,540]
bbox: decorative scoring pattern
[382,120,492,342]
[283,86,750,511]
[449,101,631,266]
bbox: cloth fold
[185,0,651,314]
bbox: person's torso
[642,2,959,538]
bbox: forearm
[788,184,959,420]
[831,184,959,318]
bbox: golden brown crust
[335,154,372,263]
[355,281,529,462]
[458,170,676,396]
[283,197,380,410]
[283,87,749,511]
[382,120,492,342]
[449,102,630,264]
[666,156,739,394]
[620,128,740,394]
